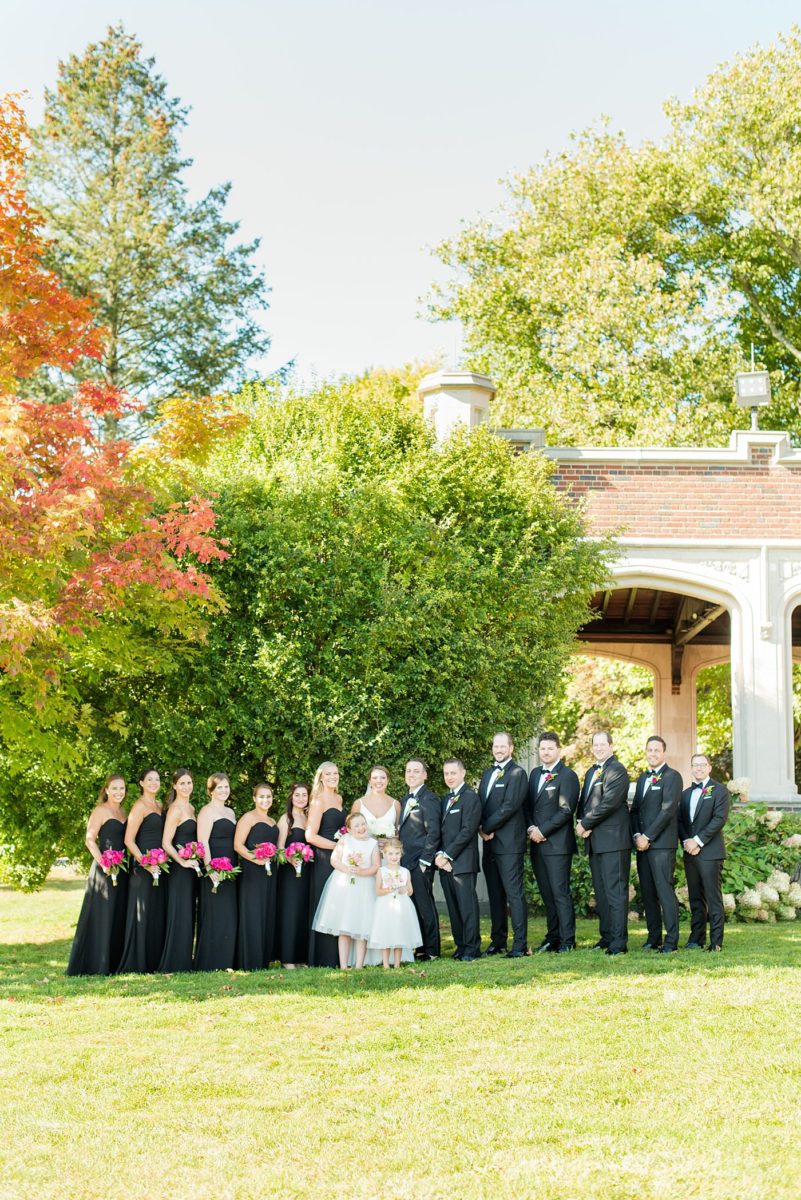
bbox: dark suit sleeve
[695,784,730,846]
[524,771,537,828]
[481,766,527,833]
[642,770,682,843]
[444,791,481,861]
[580,761,629,829]
[539,769,580,838]
[629,778,643,839]
[678,790,690,842]
[420,788,441,865]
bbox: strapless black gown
[117,812,167,974]
[278,824,311,965]
[67,818,128,976]
[308,807,345,967]
[158,818,198,973]
[235,821,278,970]
[194,818,238,971]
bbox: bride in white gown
[351,766,399,839]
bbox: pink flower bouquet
[253,841,278,875]
[99,848,127,886]
[177,841,206,875]
[346,852,362,885]
[283,841,314,878]
[207,855,240,893]
[140,847,169,886]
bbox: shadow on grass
[1,923,799,1005]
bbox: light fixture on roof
[734,348,771,430]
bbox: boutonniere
[649,775,660,786]
[495,770,505,784]
[406,797,419,815]
[702,785,714,798]
[543,771,556,783]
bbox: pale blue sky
[3,2,799,382]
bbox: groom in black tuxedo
[525,731,580,952]
[435,758,482,961]
[479,732,529,957]
[679,752,730,951]
[630,735,682,953]
[399,757,442,960]
[576,731,631,955]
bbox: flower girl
[368,837,422,968]
[311,811,379,968]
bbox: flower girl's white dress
[368,866,422,953]
[312,834,377,940]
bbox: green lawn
[1,882,799,1200]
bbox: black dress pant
[637,847,679,949]
[483,850,528,953]
[683,853,725,947]
[441,870,480,957]
[407,863,440,957]
[589,848,631,952]
[531,849,575,946]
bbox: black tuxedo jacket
[478,759,528,854]
[440,786,481,874]
[678,779,729,860]
[525,762,579,856]
[629,765,682,850]
[578,755,631,853]
[398,784,441,869]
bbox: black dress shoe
[485,945,506,956]
[660,946,678,954]
[417,953,438,962]
[451,951,463,960]
[536,941,559,953]
[588,942,608,951]
[460,955,478,962]
[506,950,525,958]
[643,942,662,951]
[684,941,704,950]
[705,945,722,953]
[605,948,628,956]
[557,944,575,953]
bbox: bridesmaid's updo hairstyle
[310,761,338,804]
[137,766,160,796]
[165,768,193,808]
[97,773,126,804]
[206,772,230,800]
[252,781,274,799]
[285,782,310,824]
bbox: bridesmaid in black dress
[158,768,198,973]
[67,774,129,976]
[118,768,166,974]
[277,781,311,968]
[306,761,346,968]
[194,772,238,971]
[234,781,279,970]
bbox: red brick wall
[551,451,801,537]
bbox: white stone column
[417,370,496,441]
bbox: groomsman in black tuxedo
[576,731,631,955]
[435,758,482,961]
[478,732,529,957]
[630,736,682,953]
[525,732,580,953]
[399,757,442,960]
[679,753,730,952]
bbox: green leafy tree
[26,24,268,429]
[433,29,801,445]
[60,368,609,856]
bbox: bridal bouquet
[284,841,314,877]
[207,856,240,893]
[140,847,169,886]
[99,848,127,886]
[177,841,206,874]
[253,842,278,875]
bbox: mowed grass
[1,883,800,1200]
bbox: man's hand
[576,820,591,840]
[683,838,700,856]
[634,835,650,852]
[528,826,546,844]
